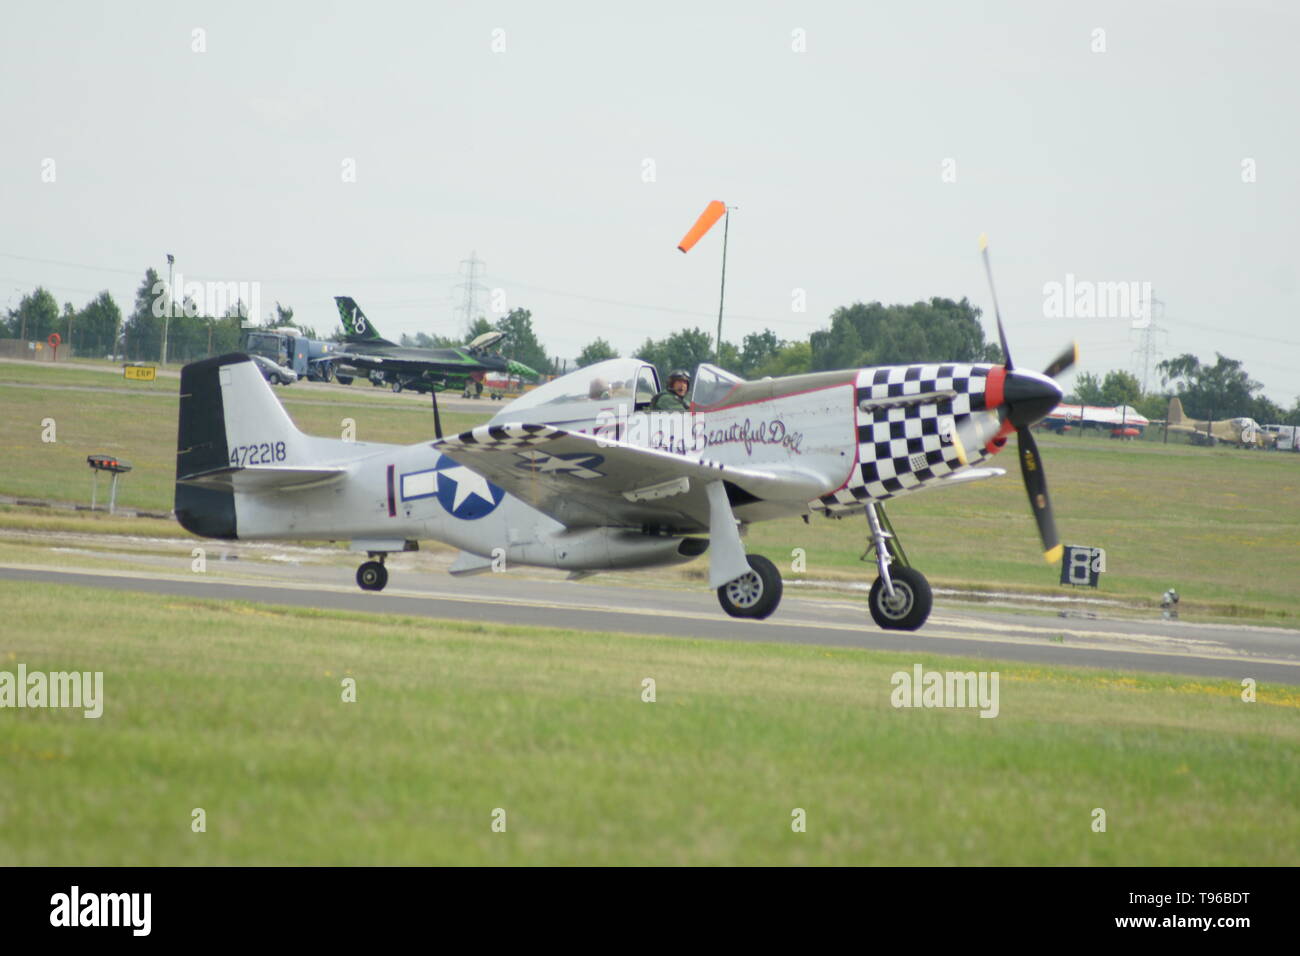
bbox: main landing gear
[356,554,389,591]
[864,502,933,631]
[716,553,783,619]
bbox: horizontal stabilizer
[178,464,348,493]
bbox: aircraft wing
[433,423,830,532]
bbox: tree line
[1065,354,1300,426]
[2,268,556,374]
[6,270,1295,424]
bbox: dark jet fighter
[331,296,538,393]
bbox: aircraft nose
[1003,369,1062,428]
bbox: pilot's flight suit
[651,390,690,412]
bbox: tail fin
[1167,396,1186,426]
[175,353,311,538]
[334,296,394,345]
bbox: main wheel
[356,561,388,592]
[717,554,783,620]
[337,374,353,385]
[868,565,932,631]
[319,362,335,383]
[391,381,403,393]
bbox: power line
[479,272,820,328]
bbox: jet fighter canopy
[467,330,506,352]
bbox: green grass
[0,359,178,392]
[0,367,494,513]
[1,580,1295,865]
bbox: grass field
[3,358,1299,621]
[1,580,1296,866]
[0,363,493,513]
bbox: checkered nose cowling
[811,363,996,515]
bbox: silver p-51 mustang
[175,244,1072,630]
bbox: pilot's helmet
[668,369,691,386]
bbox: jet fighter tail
[334,296,395,345]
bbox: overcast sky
[2,1,1296,404]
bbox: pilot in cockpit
[652,369,691,411]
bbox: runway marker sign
[1061,545,1105,588]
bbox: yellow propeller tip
[1044,544,1064,565]
[978,233,989,251]
[950,428,969,467]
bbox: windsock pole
[676,199,735,365]
[715,208,730,364]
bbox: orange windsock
[677,200,726,253]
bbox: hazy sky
[2,1,1296,404]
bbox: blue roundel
[433,455,505,520]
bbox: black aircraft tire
[336,375,353,385]
[391,381,403,393]
[357,561,388,592]
[868,566,932,631]
[319,362,335,383]
[716,554,783,620]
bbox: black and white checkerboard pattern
[434,422,560,451]
[812,364,993,515]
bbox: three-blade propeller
[978,235,1076,565]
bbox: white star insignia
[438,465,495,510]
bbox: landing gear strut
[356,554,389,591]
[864,502,932,630]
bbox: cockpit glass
[635,368,658,406]
[691,363,745,407]
[492,358,653,421]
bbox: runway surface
[4,559,1298,685]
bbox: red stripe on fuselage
[984,366,1006,411]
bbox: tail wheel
[717,554,783,620]
[357,561,388,592]
[868,566,932,631]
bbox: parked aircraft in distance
[1166,397,1272,448]
[331,296,539,394]
[1041,403,1149,436]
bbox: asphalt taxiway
[4,557,1298,685]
